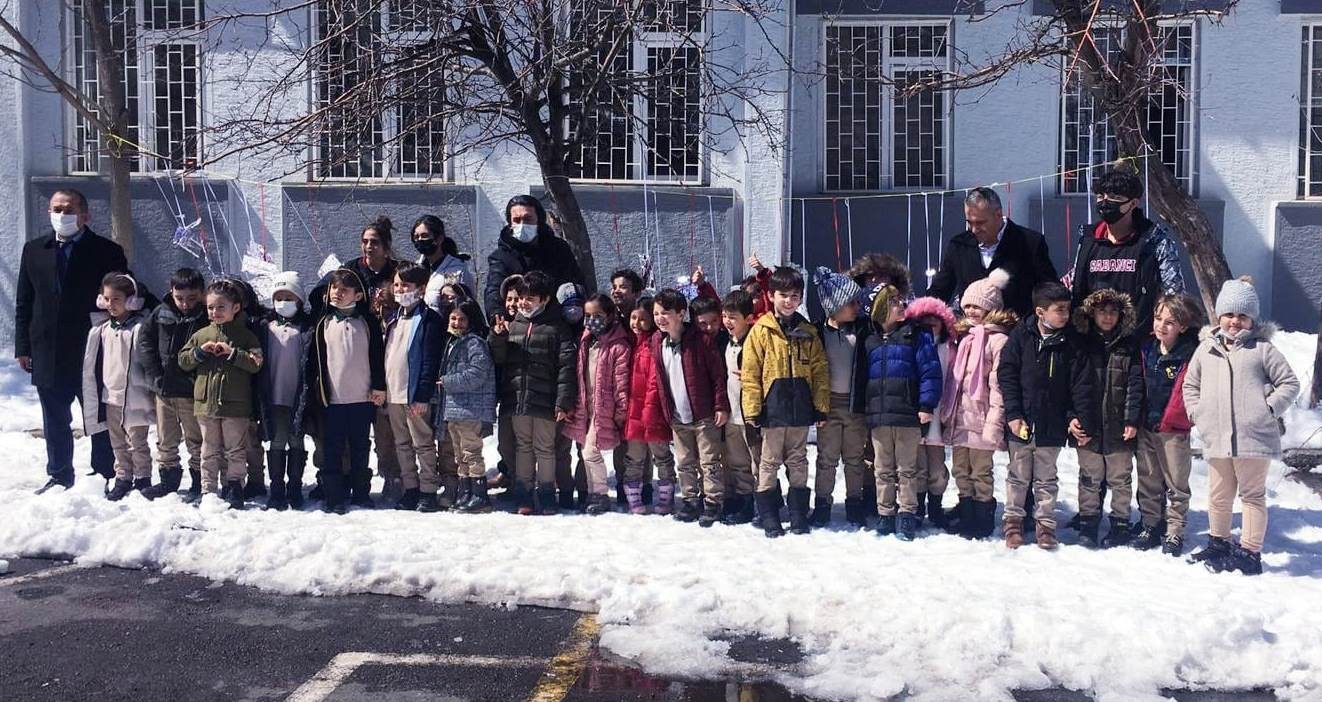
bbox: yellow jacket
[741,312,830,427]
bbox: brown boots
[1035,525,1059,550]
[1003,518,1024,549]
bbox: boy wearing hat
[812,266,872,527]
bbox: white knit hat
[272,271,305,303]
[1215,275,1259,320]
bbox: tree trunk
[541,167,599,292]
[85,0,135,261]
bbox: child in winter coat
[1071,288,1143,549]
[811,267,870,528]
[259,272,313,510]
[178,279,265,510]
[84,273,155,502]
[938,271,1015,540]
[1134,293,1203,555]
[384,263,447,512]
[438,299,497,514]
[743,267,830,537]
[489,270,578,515]
[651,288,730,526]
[864,284,943,541]
[719,290,759,525]
[563,294,632,515]
[491,274,524,492]
[622,296,675,515]
[137,267,207,500]
[1184,276,1300,575]
[905,296,958,530]
[997,281,1096,550]
[304,269,387,514]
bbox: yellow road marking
[525,613,600,702]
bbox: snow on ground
[3,337,1322,702]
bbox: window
[68,0,203,174]
[823,22,951,192]
[312,0,446,180]
[1060,23,1196,195]
[566,1,706,184]
[1299,26,1322,198]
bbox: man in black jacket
[481,195,586,318]
[15,188,126,493]
[928,187,1059,318]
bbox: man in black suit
[927,187,1059,318]
[16,188,127,493]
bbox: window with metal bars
[312,0,446,180]
[1059,23,1196,195]
[823,23,950,192]
[1299,26,1322,199]
[566,1,706,184]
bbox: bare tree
[0,0,138,258]
[201,0,789,289]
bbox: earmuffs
[96,273,144,312]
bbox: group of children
[76,236,1298,576]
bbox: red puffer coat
[624,328,671,442]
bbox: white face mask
[510,223,539,244]
[397,291,420,309]
[274,300,300,319]
[332,299,358,311]
[50,213,80,238]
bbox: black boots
[915,492,928,529]
[106,479,133,502]
[266,449,289,511]
[698,501,721,528]
[536,486,559,515]
[809,497,832,528]
[723,495,755,525]
[1132,522,1164,551]
[225,479,245,510]
[321,471,347,514]
[132,477,152,494]
[875,515,896,536]
[142,468,182,500]
[286,450,307,510]
[1190,536,1233,564]
[675,499,701,523]
[844,497,867,528]
[786,487,811,535]
[417,492,440,513]
[1161,534,1185,557]
[458,476,494,513]
[1206,545,1263,575]
[897,513,917,541]
[926,493,947,530]
[242,472,267,499]
[963,499,996,539]
[185,469,202,503]
[755,490,784,538]
[1076,514,1102,549]
[396,488,421,511]
[1100,517,1132,548]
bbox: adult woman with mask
[309,216,401,319]
[481,195,585,319]
[412,214,475,314]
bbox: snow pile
[0,343,1321,701]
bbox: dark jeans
[37,380,113,484]
[321,402,374,504]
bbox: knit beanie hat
[813,266,862,318]
[1215,275,1259,320]
[869,284,901,325]
[272,271,305,303]
[556,282,584,308]
[960,268,1009,313]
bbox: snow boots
[585,493,613,516]
[242,472,267,500]
[1035,524,1059,550]
[396,488,421,511]
[1190,536,1233,564]
[106,479,133,502]
[915,492,928,529]
[265,449,288,511]
[896,513,917,541]
[536,486,559,515]
[184,469,202,503]
[952,497,975,537]
[786,487,812,535]
[755,491,785,538]
[417,492,441,513]
[1206,545,1262,575]
[675,499,701,523]
[225,479,245,510]
[1100,517,1132,548]
[1162,534,1185,557]
[1132,521,1165,551]
[964,499,997,540]
[623,481,647,515]
[142,468,182,500]
[809,497,832,528]
[653,480,676,517]
[286,450,307,510]
[457,477,494,514]
[926,493,947,531]
[875,515,897,537]
[698,500,721,528]
[1003,518,1025,549]
[1076,515,1102,549]
[723,495,755,525]
[844,497,867,528]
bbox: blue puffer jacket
[437,332,498,425]
[864,320,943,428]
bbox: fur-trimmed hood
[1073,287,1136,339]
[954,308,1018,339]
[904,297,957,342]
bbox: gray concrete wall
[1273,203,1322,332]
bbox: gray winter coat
[437,333,497,426]
[1183,322,1300,459]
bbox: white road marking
[0,564,85,588]
[285,651,550,702]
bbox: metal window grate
[392,51,446,179]
[568,38,637,181]
[313,0,384,179]
[824,23,948,191]
[1060,24,1196,194]
[144,0,202,31]
[645,45,702,181]
[1299,26,1322,198]
[151,42,201,170]
[69,0,140,174]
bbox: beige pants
[758,426,810,491]
[579,419,617,496]
[916,444,950,496]
[375,406,400,480]
[449,420,486,481]
[106,404,151,481]
[512,415,559,488]
[199,416,251,493]
[673,419,724,504]
[1207,457,1270,553]
[951,446,995,501]
[155,396,202,472]
[815,394,868,500]
[1135,430,1193,535]
[871,426,921,516]
[387,403,440,493]
[1077,448,1135,520]
[623,440,675,483]
[1005,443,1061,529]
[723,423,759,497]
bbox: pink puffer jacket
[938,311,1016,451]
[563,322,632,451]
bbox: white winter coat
[82,313,156,435]
[1183,322,1299,459]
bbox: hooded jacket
[138,295,208,399]
[489,299,578,419]
[437,332,498,425]
[1183,322,1300,459]
[178,312,265,419]
[997,315,1096,448]
[905,297,958,446]
[563,322,632,450]
[1069,208,1186,335]
[939,310,1016,450]
[740,312,829,428]
[82,312,155,435]
[1072,289,1143,454]
[625,328,671,442]
[864,319,943,429]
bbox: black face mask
[413,237,439,257]
[1097,199,1130,225]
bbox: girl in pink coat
[563,294,632,515]
[937,269,1016,539]
[904,296,958,529]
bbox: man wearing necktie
[15,188,128,493]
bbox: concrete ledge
[798,0,983,15]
